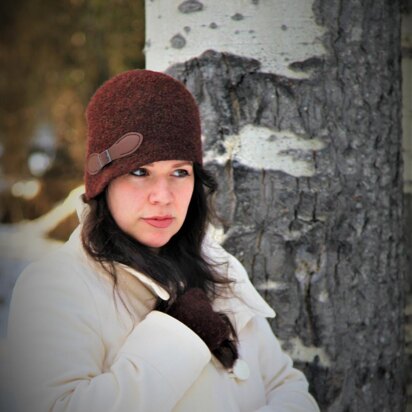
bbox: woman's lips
[143,217,174,228]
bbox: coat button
[231,358,250,381]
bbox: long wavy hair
[81,163,237,367]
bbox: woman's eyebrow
[143,161,193,169]
[171,161,193,167]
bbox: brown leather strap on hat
[87,132,143,175]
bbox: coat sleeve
[7,258,211,412]
[252,316,320,412]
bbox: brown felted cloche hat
[84,69,202,200]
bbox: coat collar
[74,195,275,332]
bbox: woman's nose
[148,178,173,205]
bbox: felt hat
[84,69,202,199]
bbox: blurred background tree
[0,0,145,234]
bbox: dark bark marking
[178,0,204,14]
[288,56,325,73]
[170,33,186,49]
[231,13,244,21]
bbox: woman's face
[106,160,195,249]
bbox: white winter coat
[7,220,319,412]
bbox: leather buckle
[87,132,144,175]
[98,149,112,168]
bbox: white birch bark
[145,0,325,79]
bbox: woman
[7,70,319,412]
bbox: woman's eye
[131,168,148,177]
[172,169,190,177]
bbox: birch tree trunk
[146,1,405,410]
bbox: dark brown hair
[81,163,237,366]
